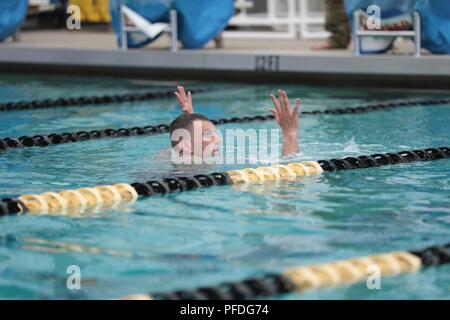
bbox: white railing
[223,0,330,39]
[28,0,57,14]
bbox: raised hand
[269,90,300,156]
[174,85,194,114]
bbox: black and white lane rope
[1,98,449,153]
[121,242,450,300]
[0,146,448,217]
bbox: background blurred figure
[313,0,351,50]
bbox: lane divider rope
[1,98,449,153]
[0,146,448,217]
[120,242,450,300]
[0,88,207,112]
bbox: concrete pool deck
[1,30,450,89]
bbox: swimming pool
[0,73,449,299]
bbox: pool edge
[1,47,450,89]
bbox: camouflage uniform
[325,0,351,49]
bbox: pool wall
[0,47,450,89]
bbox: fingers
[174,91,183,103]
[294,98,301,116]
[187,90,192,102]
[274,90,288,115]
[177,85,187,100]
[270,109,280,123]
[270,94,282,114]
[276,90,284,109]
[271,91,300,133]
[279,90,290,114]
[175,92,186,105]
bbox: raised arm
[269,90,300,156]
[174,85,194,114]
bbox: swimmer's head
[169,113,221,158]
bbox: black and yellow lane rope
[121,242,450,300]
[0,146,448,217]
[0,88,207,112]
[1,98,449,153]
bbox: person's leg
[313,0,350,50]
[329,0,351,49]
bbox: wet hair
[169,113,211,147]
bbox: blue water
[0,74,449,299]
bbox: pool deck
[1,30,450,89]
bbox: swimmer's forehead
[189,119,216,131]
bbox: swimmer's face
[188,120,221,157]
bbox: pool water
[0,74,449,299]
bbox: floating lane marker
[0,146,448,217]
[0,88,210,112]
[2,98,449,154]
[120,242,450,300]
[1,184,139,217]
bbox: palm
[269,90,301,156]
[270,90,300,133]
